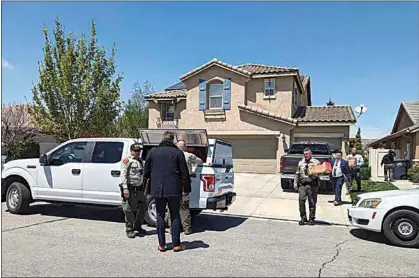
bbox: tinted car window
[50,141,88,166]
[288,144,330,155]
[91,142,124,164]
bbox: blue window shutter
[223,78,231,110]
[199,79,207,111]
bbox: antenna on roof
[354,104,368,119]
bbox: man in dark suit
[143,131,191,252]
[330,150,351,206]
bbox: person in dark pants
[330,151,351,206]
[346,148,364,192]
[143,131,191,252]
[294,148,321,226]
[381,150,396,182]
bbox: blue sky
[2,1,418,139]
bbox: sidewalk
[206,173,352,226]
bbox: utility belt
[119,183,145,198]
[298,176,318,187]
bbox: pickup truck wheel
[383,209,419,248]
[6,182,31,214]
[144,196,170,227]
[281,179,291,190]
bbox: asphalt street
[1,202,419,277]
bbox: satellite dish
[354,104,368,118]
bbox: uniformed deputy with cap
[294,148,321,226]
[120,143,147,238]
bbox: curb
[201,211,352,228]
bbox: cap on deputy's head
[130,143,143,151]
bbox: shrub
[360,166,371,180]
[407,167,419,183]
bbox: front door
[37,141,89,202]
[82,141,128,205]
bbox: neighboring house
[368,101,419,162]
[146,58,356,174]
[1,104,60,160]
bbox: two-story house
[146,58,356,174]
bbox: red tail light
[280,157,284,172]
[200,174,215,192]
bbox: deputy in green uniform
[120,143,147,238]
[294,148,320,226]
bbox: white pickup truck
[1,129,236,226]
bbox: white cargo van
[1,129,236,226]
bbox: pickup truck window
[91,142,124,164]
[50,141,88,166]
[288,144,330,155]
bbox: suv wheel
[383,209,419,248]
[6,181,31,214]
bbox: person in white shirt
[330,151,351,206]
[346,147,364,192]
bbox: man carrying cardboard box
[294,148,321,226]
[346,148,364,192]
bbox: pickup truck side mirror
[284,148,289,153]
[39,154,48,166]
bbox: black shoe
[299,217,307,225]
[126,231,135,238]
[184,229,192,235]
[136,227,147,235]
[308,219,315,226]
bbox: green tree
[29,18,123,141]
[118,81,153,138]
[1,103,39,161]
[354,127,364,156]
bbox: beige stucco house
[368,101,419,165]
[146,58,356,174]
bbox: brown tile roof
[238,104,297,125]
[236,63,298,75]
[179,58,302,81]
[145,90,186,99]
[180,58,252,81]
[292,105,356,123]
[368,122,419,147]
[402,100,419,124]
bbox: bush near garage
[407,167,419,183]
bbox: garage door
[216,136,278,174]
[293,137,342,151]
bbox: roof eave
[179,59,251,82]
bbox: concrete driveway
[208,173,351,225]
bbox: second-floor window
[208,83,223,109]
[161,103,175,120]
[264,79,276,97]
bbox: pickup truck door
[37,141,89,202]
[82,140,129,205]
[139,129,209,209]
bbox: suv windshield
[288,143,330,155]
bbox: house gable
[391,101,419,133]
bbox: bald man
[168,140,203,235]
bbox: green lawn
[348,180,399,201]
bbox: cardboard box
[348,157,356,168]
[308,162,331,175]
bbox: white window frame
[208,83,223,110]
[264,79,276,99]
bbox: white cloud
[2,58,15,70]
[350,125,391,139]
